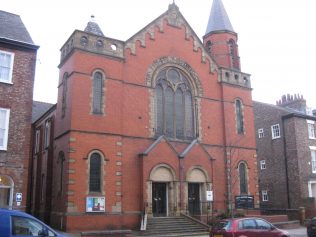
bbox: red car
[210,217,290,237]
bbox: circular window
[110,44,117,51]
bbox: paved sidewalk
[59,227,308,237]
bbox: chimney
[276,94,307,113]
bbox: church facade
[36,1,258,231]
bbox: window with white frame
[262,190,268,201]
[260,160,266,170]
[271,124,280,139]
[258,128,264,138]
[311,147,316,173]
[307,120,316,139]
[308,181,316,197]
[0,108,10,150]
[0,50,14,83]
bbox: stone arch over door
[0,175,14,208]
[185,167,211,216]
[147,164,178,217]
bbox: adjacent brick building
[254,95,316,209]
[31,0,259,232]
[0,10,38,209]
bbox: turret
[203,0,240,70]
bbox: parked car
[210,217,290,237]
[307,217,316,237]
[0,209,68,237]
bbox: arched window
[155,67,195,140]
[239,162,248,194]
[228,39,239,70]
[206,40,212,53]
[92,71,104,114]
[89,153,102,192]
[235,99,244,134]
[57,151,65,195]
[61,73,68,118]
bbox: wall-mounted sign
[16,193,22,202]
[235,195,254,209]
[206,191,213,202]
[86,196,105,212]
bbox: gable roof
[32,101,55,123]
[125,3,217,73]
[253,101,316,121]
[205,0,234,34]
[0,10,35,45]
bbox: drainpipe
[281,116,291,208]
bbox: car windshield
[213,220,231,231]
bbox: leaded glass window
[239,162,248,194]
[155,67,195,140]
[236,99,244,134]
[89,153,101,192]
[61,73,68,118]
[93,72,103,114]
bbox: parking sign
[16,193,22,202]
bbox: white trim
[271,124,281,139]
[0,108,10,150]
[258,128,264,138]
[307,122,316,139]
[260,160,266,170]
[308,181,316,197]
[262,190,268,201]
[0,50,14,84]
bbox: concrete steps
[137,216,209,237]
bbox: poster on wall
[86,196,105,212]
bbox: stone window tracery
[155,67,195,140]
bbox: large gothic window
[235,99,244,134]
[239,162,248,194]
[155,67,195,140]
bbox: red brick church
[32,0,259,232]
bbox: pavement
[59,227,308,237]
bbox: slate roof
[32,101,55,123]
[253,101,316,120]
[0,10,35,45]
[205,0,234,35]
[84,16,104,36]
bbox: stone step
[140,216,209,237]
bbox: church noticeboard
[235,195,254,209]
[86,197,105,212]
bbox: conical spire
[84,15,104,37]
[205,0,234,35]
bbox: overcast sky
[2,0,316,109]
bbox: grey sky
[2,0,316,108]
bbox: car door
[255,219,279,237]
[237,219,257,237]
[11,215,56,237]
